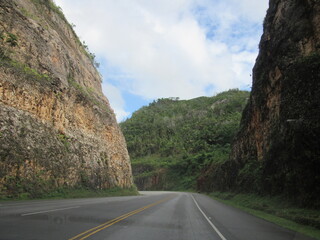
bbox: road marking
[191,194,227,240]
[68,196,174,240]
[21,206,80,216]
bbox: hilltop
[120,89,249,190]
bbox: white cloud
[101,82,130,122]
[55,0,268,118]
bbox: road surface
[0,191,315,240]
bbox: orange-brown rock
[0,0,133,197]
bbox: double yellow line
[68,196,173,240]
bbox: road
[0,191,315,240]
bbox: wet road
[0,191,315,240]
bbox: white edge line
[191,194,227,240]
[21,206,80,216]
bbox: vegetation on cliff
[0,0,133,199]
[120,89,249,190]
[210,0,320,209]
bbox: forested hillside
[120,89,249,190]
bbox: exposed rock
[0,0,133,197]
[227,0,320,207]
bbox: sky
[54,0,269,122]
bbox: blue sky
[55,0,269,122]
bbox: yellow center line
[68,195,174,240]
[68,207,146,240]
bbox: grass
[57,133,70,151]
[67,77,109,111]
[209,192,320,240]
[20,7,49,30]
[44,186,140,199]
[30,0,66,23]
[0,56,51,84]
[20,7,41,22]
[0,186,139,201]
[29,0,99,68]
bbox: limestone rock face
[229,0,320,206]
[0,0,133,197]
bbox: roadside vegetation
[121,88,320,235]
[210,192,320,239]
[0,186,139,201]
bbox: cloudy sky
[55,0,269,122]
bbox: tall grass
[210,192,320,240]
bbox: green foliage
[20,7,49,30]
[0,57,51,84]
[121,89,249,190]
[0,31,19,59]
[20,172,52,198]
[28,0,99,68]
[20,7,37,20]
[237,159,263,193]
[67,76,104,109]
[22,64,50,81]
[1,171,52,199]
[0,31,18,47]
[42,186,139,199]
[211,53,320,209]
[30,0,65,22]
[68,76,86,94]
[0,186,139,201]
[57,133,70,151]
[6,33,18,47]
[122,89,248,158]
[82,41,100,68]
[210,192,320,239]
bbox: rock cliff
[0,0,133,198]
[227,0,320,207]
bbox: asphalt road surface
[0,191,316,240]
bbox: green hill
[120,89,250,190]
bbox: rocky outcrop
[227,0,320,207]
[133,166,168,191]
[0,0,133,197]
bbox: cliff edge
[228,0,320,207]
[0,0,133,198]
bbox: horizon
[54,0,268,122]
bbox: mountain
[120,89,249,190]
[205,0,320,208]
[0,0,133,198]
